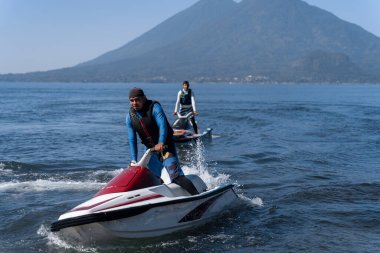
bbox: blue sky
[1,0,379,74]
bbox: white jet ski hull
[54,184,236,242]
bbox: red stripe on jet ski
[70,195,122,212]
[97,193,163,211]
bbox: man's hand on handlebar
[154,142,165,152]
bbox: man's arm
[173,91,181,114]
[153,103,168,145]
[191,90,197,113]
[126,114,138,162]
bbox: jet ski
[50,148,237,242]
[172,112,212,143]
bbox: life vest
[180,89,192,105]
[129,100,174,148]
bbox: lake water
[1,82,379,252]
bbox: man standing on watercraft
[173,81,199,134]
[126,87,199,195]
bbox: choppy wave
[0,160,44,173]
[0,179,105,193]
[0,163,124,193]
[238,194,264,207]
[38,225,97,253]
[0,162,13,175]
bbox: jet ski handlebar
[135,145,168,167]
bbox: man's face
[182,83,189,91]
[130,96,145,111]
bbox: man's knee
[164,155,183,179]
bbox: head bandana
[129,87,145,98]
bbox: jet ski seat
[94,166,163,197]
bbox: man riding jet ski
[173,81,199,134]
[172,81,212,143]
[126,87,198,194]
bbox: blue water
[1,82,379,252]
